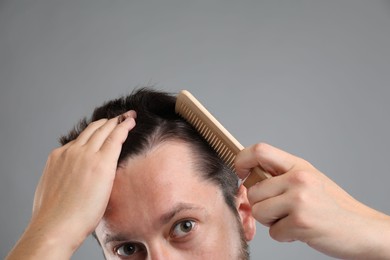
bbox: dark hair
[60,88,239,212]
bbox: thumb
[235,143,299,180]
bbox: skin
[7,111,138,260]
[6,111,255,260]
[235,143,390,260]
[6,112,390,259]
[95,141,255,259]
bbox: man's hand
[235,143,390,260]
[7,111,136,260]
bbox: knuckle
[291,190,309,208]
[49,147,63,158]
[252,143,271,157]
[57,143,90,162]
[62,144,77,156]
[48,145,71,161]
[290,212,310,230]
[288,170,311,186]
[300,158,315,169]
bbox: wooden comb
[175,90,270,188]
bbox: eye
[115,242,144,257]
[171,220,196,238]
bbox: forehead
[99,141,222,234]
[113,140,209,199]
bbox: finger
[84,117,122,151]
[84,111,137,151]
[98,116,136,161]
[268,215,303,243]
[118,110,137,123]
[59,139,75,149]
[247,175,288,205]
[235,143,300,179]
[251,193,291,227]
[75,118,109,146]
[247,175,290,226]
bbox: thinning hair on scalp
[60,88,240,212]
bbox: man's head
[61,88,255,259]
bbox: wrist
[348,208,390,260]
[7,217,86,260]
[362,213,390,260]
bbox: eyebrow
[104,233,129,245]
[159,202,204,225]
[103,203,205,245]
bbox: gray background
[1,1,390,259]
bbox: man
[7,88,390,259]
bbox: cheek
[192,213,242,258]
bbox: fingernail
[117,114,127,124]
[118,110,137,124]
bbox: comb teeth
[178,104,236,169]
[175,92,241,173]
[175,90,269,188]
